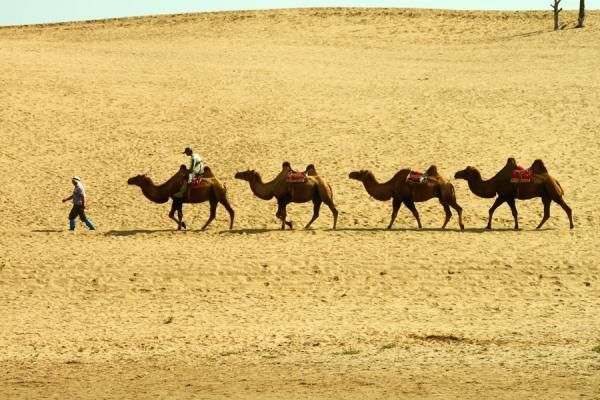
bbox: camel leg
[168,202,180,229]
[441,204,452,229]
[555,198,574,229]
[177,207,185,230]
[177,200,186,229]
[276,205,286,230]
[387,198,402,230]
[537,196,551,230]
[506,197,519,230]
[275,201,285,229]
[214,187,235,230]
[201,197,217,230]
[169,200,185,230]
[486,196,506,230]
[276,198,293,230]
[450,200,464,230]
[219,198,235,230]
[215,187,235,230]
[404,198,422,229]
[305,198,322,230]
[322,197,338,230]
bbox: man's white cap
[72,176,81,182]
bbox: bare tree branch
[551,0,563,31]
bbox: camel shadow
[330,226,546,233]
[220,226,553,234]
[220,228,281,235]
[331,227,468,233]
[31,229,64,233]
[104,229,178,237]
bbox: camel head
[235,170,258,181]
[454,166,478,180]
[348,170,371,182]
[127,174,148,186]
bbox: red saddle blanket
[190,176,203,187]
[511,166,532,183]
[287,170,307,183]
[181,176,203,188]
[407,170,427,184]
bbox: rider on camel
[174,147,203,199]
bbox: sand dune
[1,8,599,399]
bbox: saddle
[287,170,308,183]
[511,166,533,183]
[180,174,203,189]
[407,170,428,184]
[190,176,203,188]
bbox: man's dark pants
[69,205,88,222]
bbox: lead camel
[127,165,235,230]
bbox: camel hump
[426,165,439,176]
[305,164,318,176]
[490,158,518,181]
[203,166,215,178]
[282,161,292,170]
[531,159,548,174]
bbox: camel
[349,165,464,230]
[454,158,573,230]
[127,165,235,230]
[234,161,338,229]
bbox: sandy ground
[1,8,599,399]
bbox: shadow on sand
[104,229,179,237]
[35,226,553,237]
[222,226,548,234]
[220,228,283,235]
[493,25,576,44]
[329,226,548,233]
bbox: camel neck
[139,173,182,204]
[139,180,170,203]
[363,174,393,201]
[467,172,497,198]
[249,174,275,200]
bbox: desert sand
[1,8,599,399]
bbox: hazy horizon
[0,0,593,27]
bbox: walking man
[62,176,95,231]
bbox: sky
[0,1,594,27]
